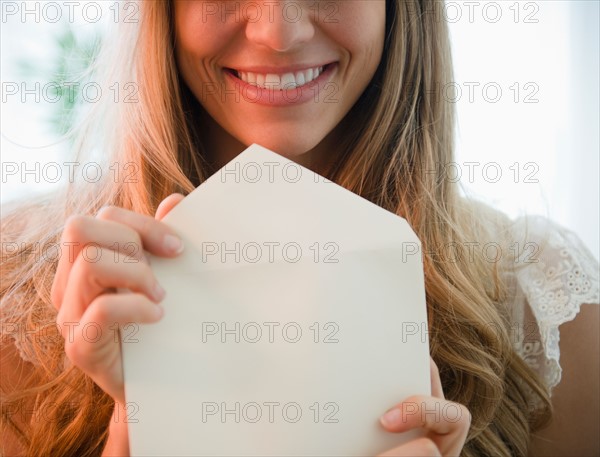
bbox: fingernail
[380,408,401,427]
[152,282,166,302]
[163,234,184,254]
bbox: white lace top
[501,215,599,393]
[3,216,599,397]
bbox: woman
[1,1,598,456]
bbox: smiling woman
[172,0,385,167]
[1,1,598,457]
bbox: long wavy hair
[1,1,552,455]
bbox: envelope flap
[161,144,421,251]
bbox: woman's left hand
[377,357,471,457]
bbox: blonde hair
[1,1,551,455]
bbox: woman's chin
[242,137,323,162]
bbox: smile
[226,64,333,90]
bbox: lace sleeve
[507,216,599,393]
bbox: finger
[56,249,164,334]
[380,395,469,435]
[377,437,441,457]
[51,215,148,310]
[155,193,185,221]
[381,395,471,456]
[430,357,445,399]
[62,291,163,404]
[96,205,183,257]
[380,395,471,456]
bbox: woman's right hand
[51,193,186,405]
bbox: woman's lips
[222,62,338,107]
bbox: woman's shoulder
[496,213,599,393]
[504,215,600,455]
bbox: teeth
[265,73,280,88]
[236,66,325,89]
[280,73,296,88]
[306,68,314,82]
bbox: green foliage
[17,26,102,138]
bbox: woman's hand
[51,193,186,405]
[377,358,471,457]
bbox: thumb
[155,193,185,220]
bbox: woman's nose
[244,1,316,52]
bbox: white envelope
[121,144,431,456]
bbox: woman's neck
[197,105,344,179]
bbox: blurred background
[1,0,598,260]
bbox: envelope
[121,144,431,456]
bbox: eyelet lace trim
[508,216,599,392]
